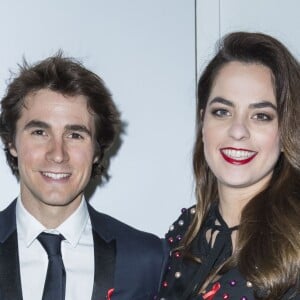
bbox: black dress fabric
[158,205,300,300]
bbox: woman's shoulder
[165,205,197,250]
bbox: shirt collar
[16,196,89,248]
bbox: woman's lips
[220,147,257,165]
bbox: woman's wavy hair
[184,32,300,298]
[0,52,120,180]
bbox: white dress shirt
[16,197,94,300]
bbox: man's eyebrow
[208,97,234,107]
[65,124,92,136]
[24,120,49,130]
[24,121,92,136]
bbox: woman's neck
[217,185,255,227]
[217,176,271,227]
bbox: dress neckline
[182,204,239,299]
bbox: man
[0,54,166,300]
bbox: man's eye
[69,132,83,139]
[31,129,46,136]
[253,113,272,121]
[211,109,230,117]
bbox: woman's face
[202,61,281,195]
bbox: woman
[158,32,300,299]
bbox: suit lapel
[0,200,23,300]
[89,203,163,299]
[88,203,141,300]
[91,230,116,300]
[0,200,119,300]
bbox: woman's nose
[228,119,250,141]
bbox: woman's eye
[212,109,230,117]
[252,113,272,121]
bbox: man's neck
[21,197,83,229]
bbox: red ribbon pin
[106,288,114,300]
[202,282,221,300]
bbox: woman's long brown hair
[183,32,300,299]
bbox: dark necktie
[37,232,66,300]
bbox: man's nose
[46,138,69,163]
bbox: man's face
[10,89,97,221]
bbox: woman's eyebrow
[248,101,277,110]
[208,97,233,107]
[208,97,277,111]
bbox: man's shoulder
[0,200,16,242]
[88,204,163,249]
[0,200,16,216]
[88,208,168,299]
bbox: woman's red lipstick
[220,147,257,165]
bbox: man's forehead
[18,90,95,128]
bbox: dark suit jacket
[0,200,167,300]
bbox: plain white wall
[0,1,196,236]
[197,0,300,74]
[4,1,298,237]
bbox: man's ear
[93,155,99,164]
[8,143,18,157]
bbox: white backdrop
[197,0,300,75]
[1,1,300,237]
[0,1,196,237]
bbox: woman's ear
[200,109,204,120]
[201,109,205,142]
[279,139,284,152]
